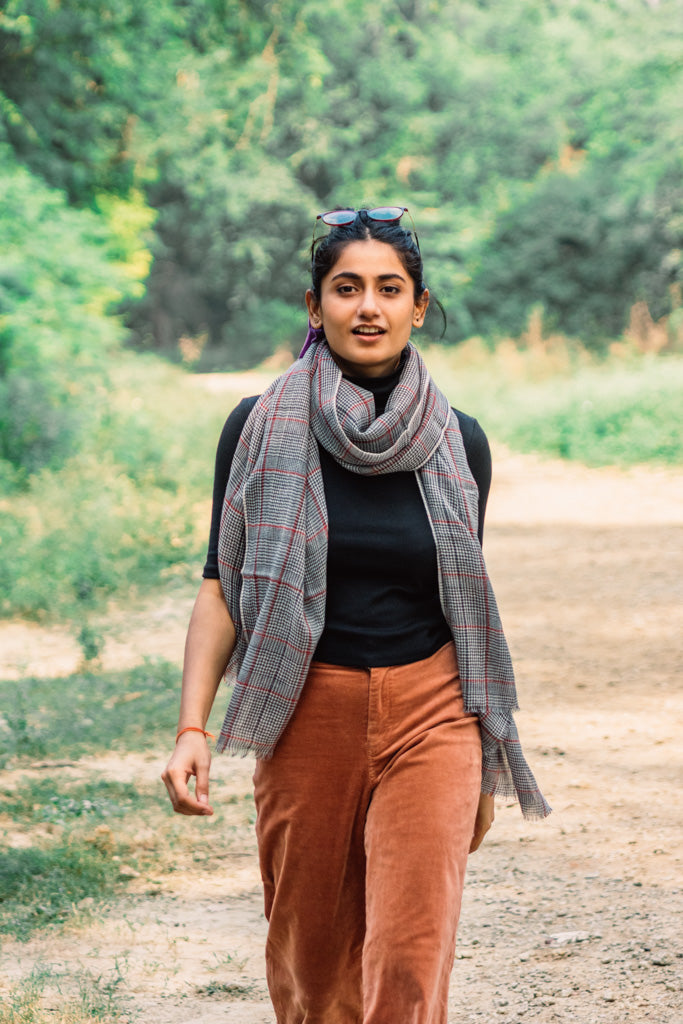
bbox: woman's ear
[413,288,430,327]
[305,289,322,327]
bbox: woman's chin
[328,344,404,378]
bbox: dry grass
[0,963,130,1024]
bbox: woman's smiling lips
[352,325,386,337]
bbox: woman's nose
[358,288,380,317]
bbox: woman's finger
[161,759,214,816]
[194,759,212,811]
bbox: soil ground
[1,443,681,1023]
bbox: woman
[163,206,550,1024]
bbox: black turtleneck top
[202,362,492,668]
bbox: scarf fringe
[480,711,552,820]
[216,736,273,759]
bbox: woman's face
[305,239,429,378]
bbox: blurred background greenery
[1,0,682,621]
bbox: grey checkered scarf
[217,342,550,819]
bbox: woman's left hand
[469,793,495,853]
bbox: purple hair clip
[299,321,326,358]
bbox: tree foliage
[1,0,682,373]
[0,141,135,479]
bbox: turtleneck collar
[343,346,409,416]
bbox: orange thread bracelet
[176,726,215,743]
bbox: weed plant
[0,963,129,1023]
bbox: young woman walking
[162,206,550,1024]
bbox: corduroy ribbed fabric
[252,641,482,1024]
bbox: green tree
[2,0,682,363]
[0,141,132,480]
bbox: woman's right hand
[162,578,236,816]
[162,732,214,816]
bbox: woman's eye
[337,284,356,294]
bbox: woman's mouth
[352,326,386,337]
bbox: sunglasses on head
[317,206,408,227]
[312,206,420,256]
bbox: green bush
[3,0,683,363]
[0,144,132,481]
[0,371,79,475]
[494,357,683,466]
[506,384,682,465]
[424,344,683,468]
[0,354,238,620]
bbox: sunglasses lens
[368,206,405,222]
[320,210,357,226]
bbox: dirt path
[1,448,682,1023]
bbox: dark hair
[310,209,426,301]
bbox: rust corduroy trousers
[252,641,482,1024]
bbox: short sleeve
[202,396,258,578]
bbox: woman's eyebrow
[329,271,407,283]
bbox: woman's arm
[161,577,236,816]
